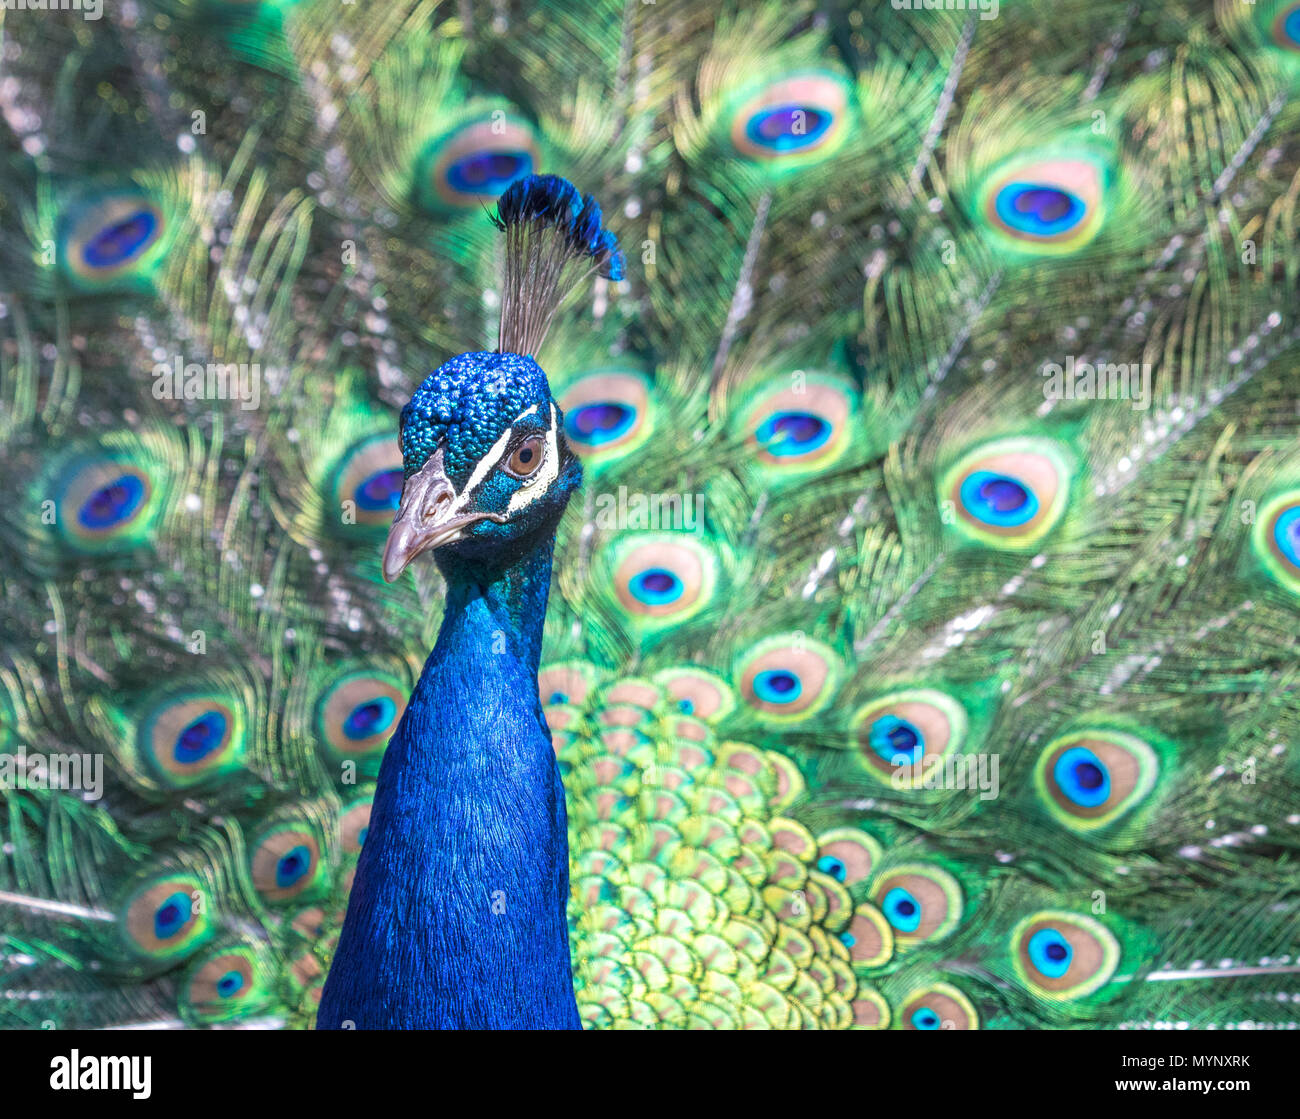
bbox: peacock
[2,0,1300,1032]
[318,174,623,1028]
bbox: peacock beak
[382,447,505,582]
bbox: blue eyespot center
[753,670,801,705]
[882,887,922,933]
[745,105,833,153]
[174,710,228,765]
[567,402,636,445]
[548,691,569,705]
[1282,9,1300,48]
[869,715,923,764]
[78,473,146,529]
[275,845,312,889]
[817,854,847,882]
[960,471,1039,527]
[445,151,533,196]
[356,469,404,513]
[216,969,245,998]
[1273,506,1300,568]
[1054,746,1112,808]
[911,1007,941,1030]
[677,698,694,714]
[755,412,832,456]
[154,891,192,940]
[82,209,157,268]
[994,183,1086,237]
[1028,928,1074,978]
[343,696,397,740]
[629,567,684,606]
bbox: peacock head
[382,350,582,581]
[382,173,620,583]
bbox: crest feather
[491,174,623,356]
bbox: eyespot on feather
[539,661,603,709]
[839,902,894,968]
[728,71,853,166]
[339,794,373,856]
[737,374,857,475]
[974,152,1110,256]
[652,666,736,723]
[815,828,883,887]
[59,189,169,289]
[330,434,405,531]
[50,453,163,553]
[558,371,654,461]
[121,873,212,960]
[182,944,273,1023]
[1034,729,1159,831]
[939,437,1071,548]
[850,689,969,787]
[1254,490,1300,593]
[316,671,407,760]
[1010,911,1120,1000]
[415,113,541,212]
[898,982,979,1030]
[139,693,245,787]
[608,535,717,625]
[734,635,841,722]
[869,863,963,948]
[249,823,326,904]
[1268,2,1300,52]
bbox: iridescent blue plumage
[317,533,580,1029]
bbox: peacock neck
[318,526,581,1028]
[432,531,555,679]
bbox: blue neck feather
[318,532,581,1030]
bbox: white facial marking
[507,403,560,514]
[426,401,562,524]
[452,403,549,511]
[454,424,514,512]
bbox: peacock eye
[505,435,545,479]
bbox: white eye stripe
[507,404,559,514]
[453,424,516,511]
[452,402,557,512]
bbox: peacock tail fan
[2,0,1299,1030]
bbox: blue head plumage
[400,351,551,481]
[385,352,583,580]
